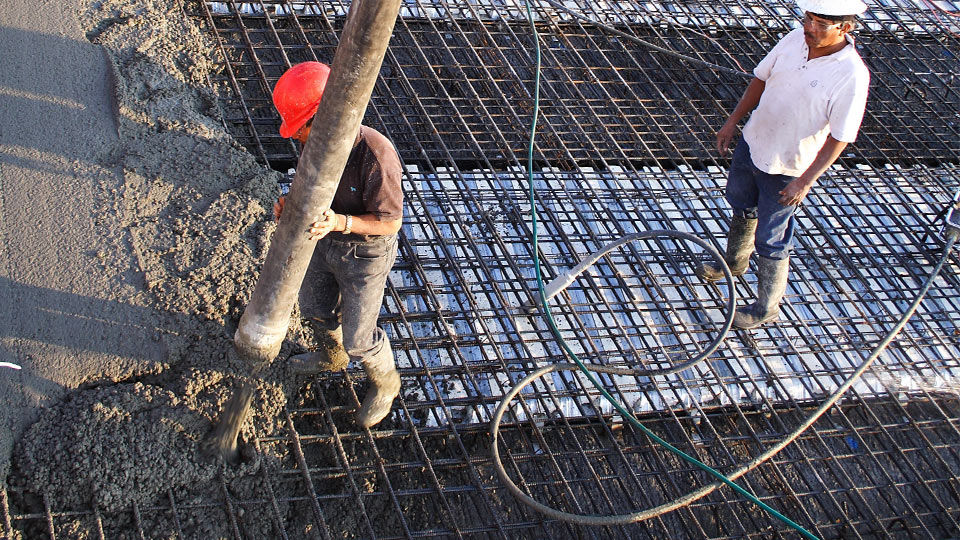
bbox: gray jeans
[299,233,398,363]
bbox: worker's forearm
[715,78,766,153]
[798,136,848,186]
[726,78,765,126]
[777,136,849,206]
[335,212,402,235]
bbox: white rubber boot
[288,324,349,374]
[696,215,758,282]
[355,338,401,428]
[733,256,790,329]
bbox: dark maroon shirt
[331,125,403,222]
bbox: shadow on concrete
[0,24,117,158]
[0,276,174,370]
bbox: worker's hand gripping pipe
[492,2,960,536]
[205,0,403,465]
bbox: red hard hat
[273,62,331,138]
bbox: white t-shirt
[742,28,870,176]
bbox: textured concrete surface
[0,0,171,487]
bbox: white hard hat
[796,0,868,16]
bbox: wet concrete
[1,0,307,527]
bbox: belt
[325,231,389,243]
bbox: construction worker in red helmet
[273,61,404,428]
[698,0,870,329]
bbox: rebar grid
[200,0,960,170]
[6,0,960,538]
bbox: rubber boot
[288,324,349,374]
[733,256,790,329]
[696,215,758,282]
[355,338,401,428]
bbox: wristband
[343,215,353,235]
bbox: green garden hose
[490,2,958,536]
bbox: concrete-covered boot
[288,324,349,374]
[355,338,401,428]
[733,256,790,329]
[696,215,758,282]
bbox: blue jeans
[725,137,797,261]
[299,232,398,362]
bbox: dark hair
[809,11,857,24]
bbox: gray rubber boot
[288,324,349,374]
[355,337,401,428]
[733,256,790,329]
[696,215,758,282]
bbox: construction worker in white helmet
[698,0,871,329]
[272,61,404,428]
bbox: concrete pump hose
[497,2,957,535]
[530,230,737,377]
[490,234,957,528]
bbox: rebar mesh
[6,0,960,538]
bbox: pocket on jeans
[353,242,385,260]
